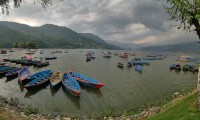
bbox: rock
[21,114,28,118]
[174,92,179,95]
[55,115,61,120]
[29,114,36,118]
[108,117,113,120]
[63,117,71,120]
[104,117,107,119]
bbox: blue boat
[135,65,143,72]
[127,60,132,67]
[68,71,104,89]
[18,67,30,84]
[0,66,12,70]
[62,73,81,96]
[27,70,51,80]
[5,67,22,77]
[24,72,52,90]
[0,66,15,74]
[140,60,150,65]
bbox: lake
[0,49,198,117]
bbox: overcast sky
[0,0,199,45]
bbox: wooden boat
[143,58,155,60]
[90,55,95,59]
[129,51,135,56]
[27,70,51,80]
[18,67,30,84]
[182,64,189,71]
[1,49,7,54]
[0,62,6,65]
[0,66,15,75]
[127,61,132,67]
[188,65,198,72]
[2,58,10,62]
[62,73,81,96]
[119,52,128,58]
[103,52,111,58]
[140,60,150,65]
[113,53,118,56]
[119,54,128,58]
[175,64,181,71]
[135,65,143,72]
[21,60,35,66]
[33,61,49,68]
[68,71,104,89]
[117,63,124,68]
[86,56,91,62]
[170,64,176,70]
[5,67,22,77]
[24,72,52,90]
[176,56,190,62]
[45,57,57,60]
[25,52,35,55]
[50,71,63,88]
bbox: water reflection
[81,86,103,97]
[24,83,50,98]
[50,84,61,96]
[18,79,25,91]
[5,76,17,83]
[62,85,81,109]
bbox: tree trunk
[193,18,200,40]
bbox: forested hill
[139,42,200,53]
[0,21,119,49]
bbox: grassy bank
[0,89,199,119]
[0,107,27,120]
[148,90,200,120]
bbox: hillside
[0,21,118,49]
[80,33,121,49]
[139,42,200,53]
[106,40,145,50]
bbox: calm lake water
[0,49,198,117]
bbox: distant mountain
[0,21,119,49]
[106,40,144,50]
[80,33,122,49]
[80,33,107,44]
[139,42,200,53]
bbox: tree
[0,0,53,15]
[164,0,200,41]
[28,42,37,49]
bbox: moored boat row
[0,66,104,97]
[169,63,198,72]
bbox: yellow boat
[50,71,63,87]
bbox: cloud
[0,0,199,46]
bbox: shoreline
[0,88,196,120]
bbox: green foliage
[164,0,200,39]
[148,91,200,120]
[22,104,39,115]
[0,0,52,15]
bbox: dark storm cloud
[133,0,169,31]
[0,0,198,45]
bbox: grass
[148,91,200,120]
[0,107,27,120]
